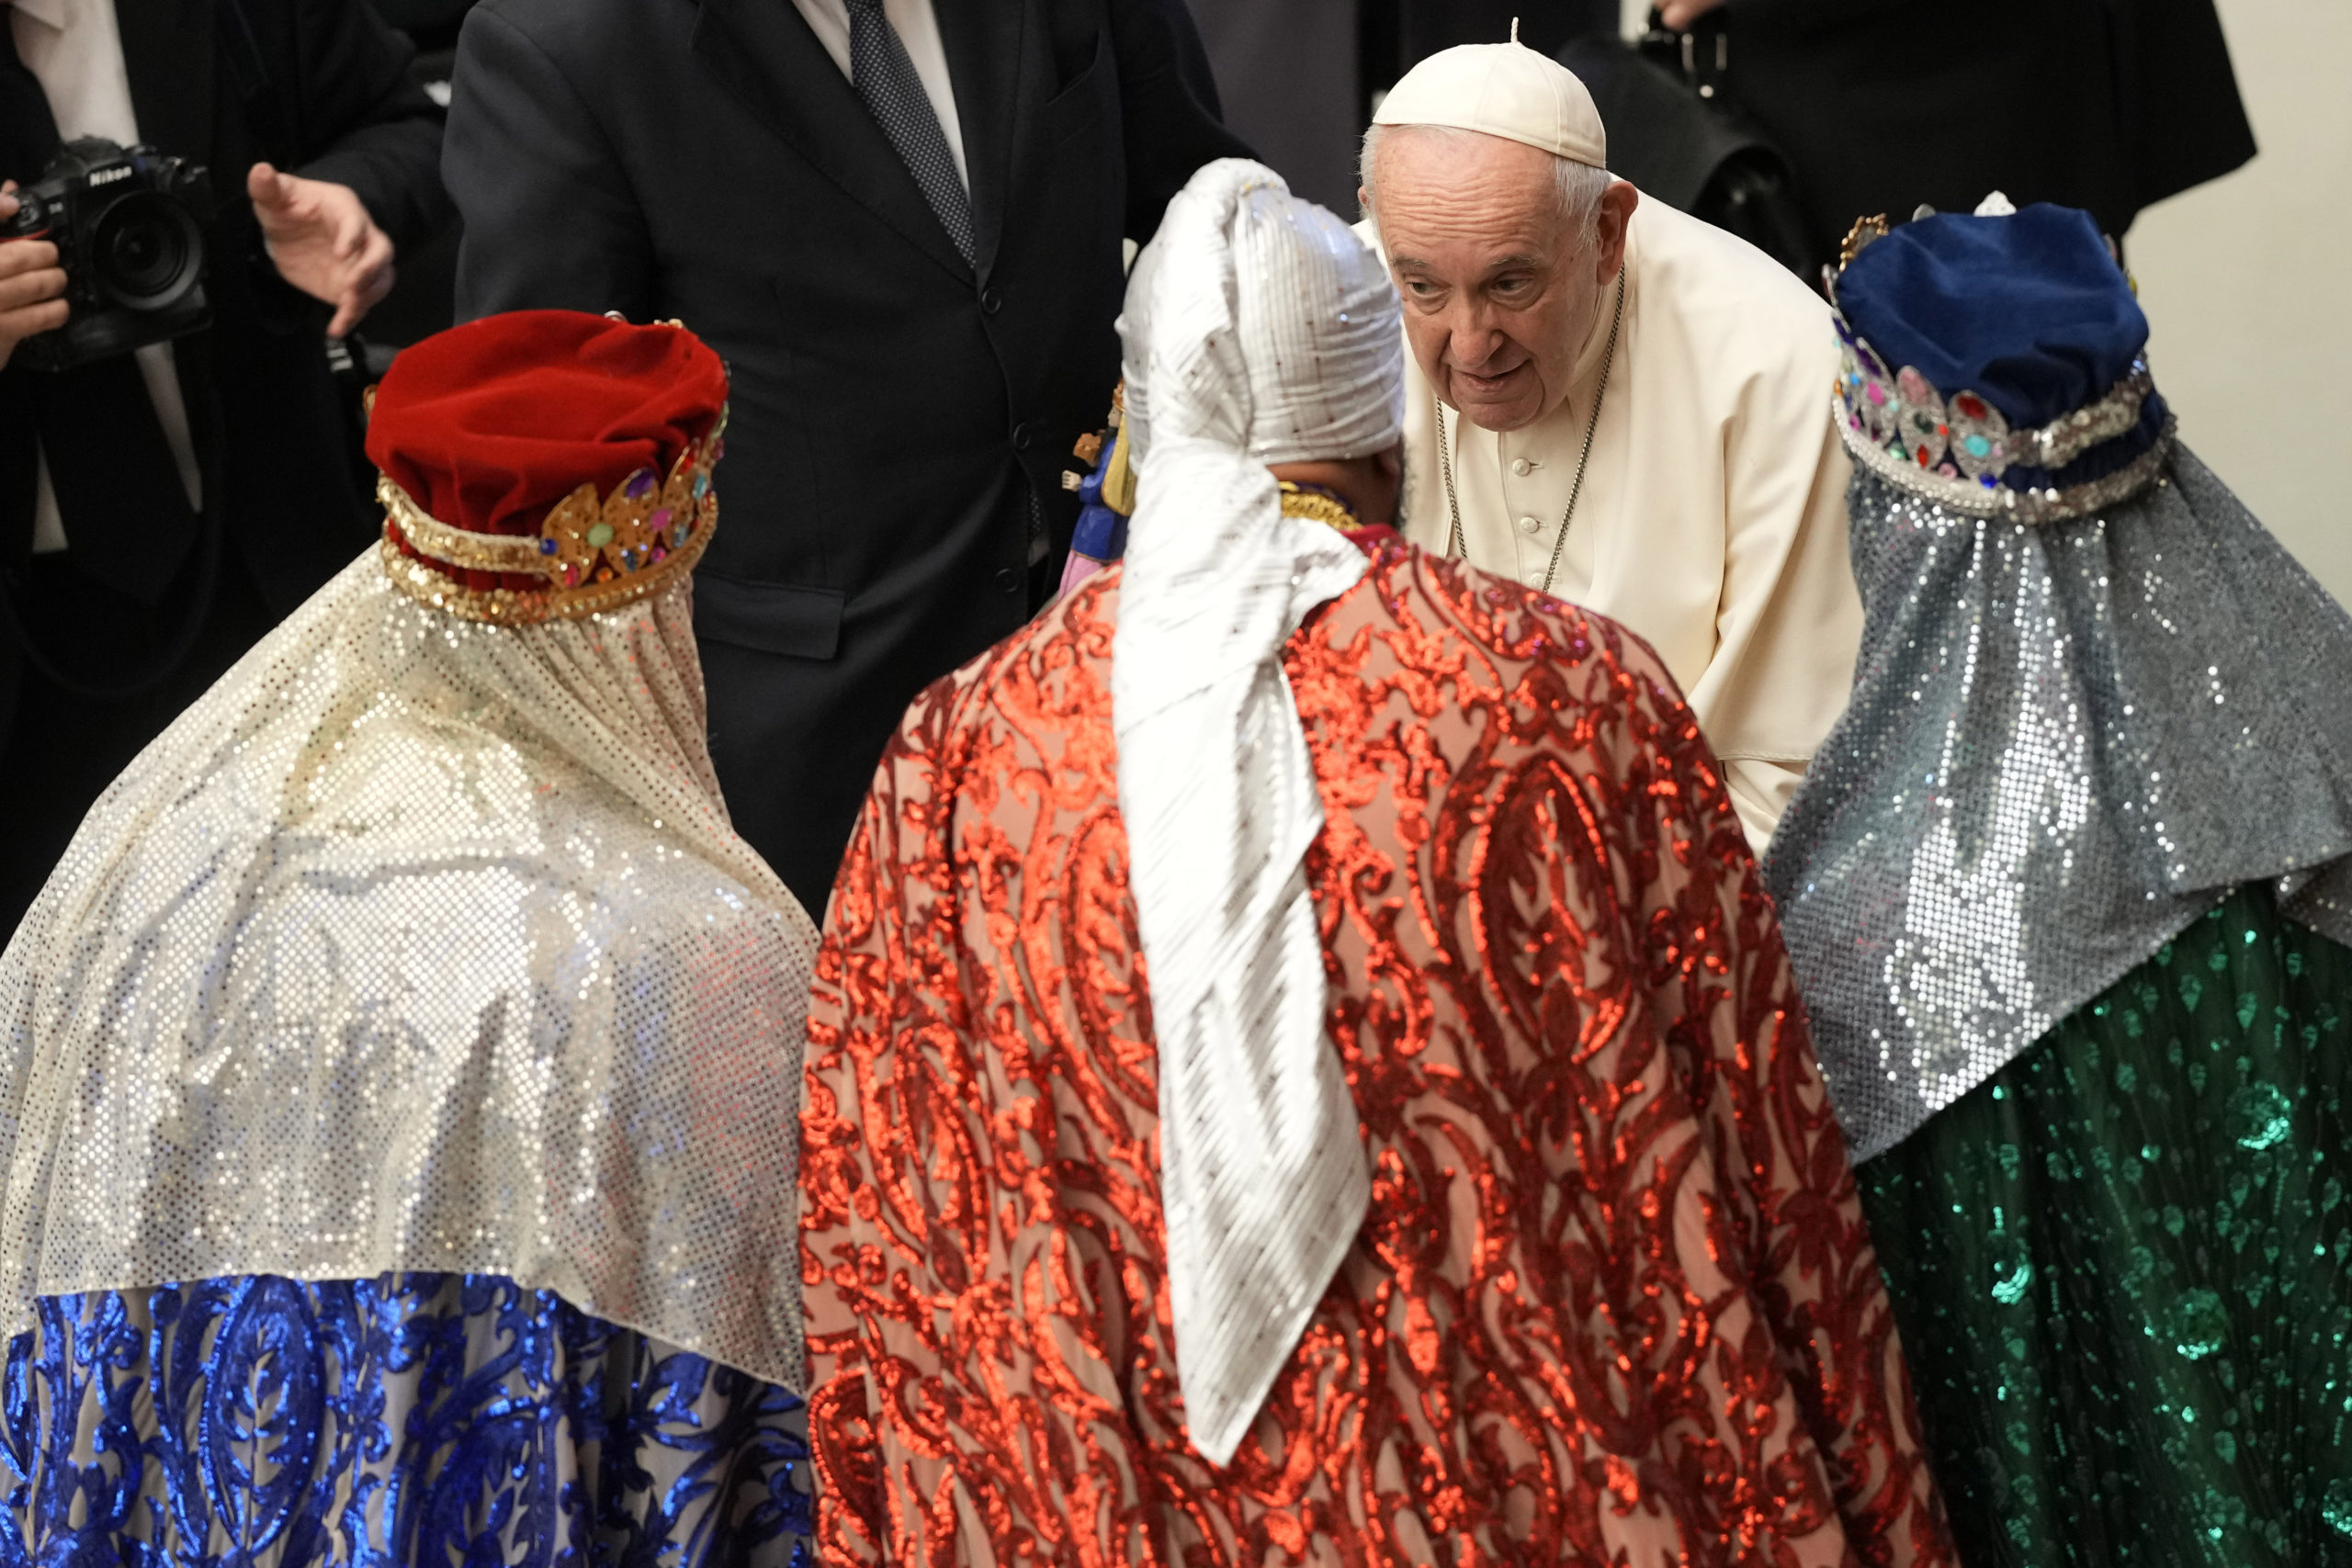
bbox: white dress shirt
[9,0,204,553]
[787,0,969,189]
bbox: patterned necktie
[842,0,972,266]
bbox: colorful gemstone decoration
[598,468,662,567]
[1894,366,1949,471]
[537,481,609,583]
[522,419,720,594]
[1842,337,1902,450]
[1836,323,2022,487]
[1944,389,2013,483]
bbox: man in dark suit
[1657,0,2256,265]
[443,0,1250,914]
[0,0,450,935]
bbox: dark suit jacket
[1723,0,2256,265]
[443,0,1250,914]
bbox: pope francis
[1362,40,1860,851]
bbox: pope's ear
[1598,182,1639,282]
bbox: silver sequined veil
[1767,448,2352,1160]
[0,555,820,1390]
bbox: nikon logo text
[88,167,131,186]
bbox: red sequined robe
[800,545,1955,1566]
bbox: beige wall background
[2132,0,2352,604]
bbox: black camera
[3,138,213,374]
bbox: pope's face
[1371,131,1634,434]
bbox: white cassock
[1371,196,1861,854]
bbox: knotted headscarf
[1112,159,1405,1466]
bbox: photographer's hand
[0,185,70,373]
[248,163,395,339]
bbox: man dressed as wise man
[1363,39,1860,852]
[0,312,820,1563]
[799,158,1953,1565]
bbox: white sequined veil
[0,554,820,1390]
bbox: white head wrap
[1112,159,1404,1466]
[1372,39,1609,169]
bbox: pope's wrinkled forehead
[1119,164,1403,467]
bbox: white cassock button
[1517,514,1543,536]
[1510,457,1533,477]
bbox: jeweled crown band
[1838,402,2176,525]
[379,412,725,625]
[1833,318,2170,523]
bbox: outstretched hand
[0,183,71,372]
[247,163,394,338]
[1658,0,1726,28]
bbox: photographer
[0,0,450,935]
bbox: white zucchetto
[1373,39,1609,170]
[1112,159,1402,1468]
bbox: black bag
[1558,13,1818,282]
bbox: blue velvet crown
[1830,204,2175,523]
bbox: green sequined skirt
[1861,886,2352,1565]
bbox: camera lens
[90,192,205,312]
[115,224,163,275]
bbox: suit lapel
[929,0,1023,279]
[693,0,971,283]
[116,0,214,168]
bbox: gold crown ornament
[379,410,726,625]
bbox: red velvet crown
[365,310,729,624]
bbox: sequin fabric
[0,1271,811,1565]
[800,547,1956,1564]
[1860,888,2352,1565]
[1765,448,2352,1160]
[0,554,820,1392]
[1110,164,1397,1465]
